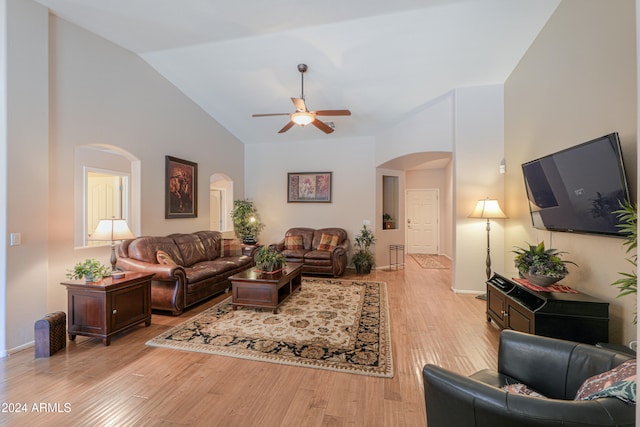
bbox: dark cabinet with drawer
[486,273,609,344]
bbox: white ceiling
[35,0,560,145]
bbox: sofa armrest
[116,257,185,281]
[270,240,285,252]
[423,364,635,427]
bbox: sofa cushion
[285,228,315,250]
[170,233,208,266]
[304,250,333,260]
[194,230,222,260]
[575,359,636,400]
[222,239,242,256]
[127,236,184,265]
[156,250,178,266]
[312,228,347,250]
[317,233,339,251]
[285,235,304,250]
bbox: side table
[389,244,405,271]
[60,272,154,346]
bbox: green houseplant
[513,241,576,286]
[353,225,376,274]
[255,246,286,273]
[66,258,110,282]
[230,199,265,244]
[611,200,637,323]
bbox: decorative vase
[522,272,565,287]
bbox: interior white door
[406,189,439,254]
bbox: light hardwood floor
[0,256,500,427]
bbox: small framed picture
[287,172,332,203]
[165,156,197,218]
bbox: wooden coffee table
[229,262,303,313]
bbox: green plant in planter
[255,246,287,272]
[353,225,376,274]
[513,242,576,278]
[611,200,637,323]
[230,199,265,244]
[66,258,110,282]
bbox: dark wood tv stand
[486,273,609,344]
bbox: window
[85,168,130,246]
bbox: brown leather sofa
[270,227,349,277]
[116,230,255,315]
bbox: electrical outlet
[363,220,371,226]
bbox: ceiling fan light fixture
[291,111,314,126]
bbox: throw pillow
[501,383,546,398]
[156,250,177,266]
[575,359,637,401]
[222,239,243,257]
[285,235,304,250]
[583,379,636,404]
[318,233,339,251]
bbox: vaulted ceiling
[35,0,560,145]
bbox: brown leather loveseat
[117,230,255,315]
[270,227,349,277]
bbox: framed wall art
[287,172,332,203]
[165,156,198,218]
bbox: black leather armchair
[423,330,635,427]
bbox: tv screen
[521,132,630,237]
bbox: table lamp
[468,198,507,280]
[89,218,135,278]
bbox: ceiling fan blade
[312,110,351,116]
[278,121,295,134]
[291,97,307,112]
[311,119,334,134]
[252,113,290,117]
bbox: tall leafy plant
[611,200,637,323]
[230,199,264,243]
[353,225,376,274]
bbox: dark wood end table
[60,272,154,346]
[229,262,303,313]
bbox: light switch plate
[10,233,21,246]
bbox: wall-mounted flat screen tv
[521,132,630,237]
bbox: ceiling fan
[252,64,351,134]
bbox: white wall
[2,0,49,355]
[505,0,637,343]
[245,136,377,262]
[0,0,8,355]
[454,85,506,293]
[375,92,454,166]
[1,6,247,353]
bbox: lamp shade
[468,198,507,219]
[89,219,135,242]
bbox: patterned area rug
[146,278,393,378]
[410,254,447,269]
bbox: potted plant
[513,241,576,286]
[230,199,265,244]
[383,213,394,229]
[66,258,110,282]
[611,200,637,323]
[353,225,376,274]
[255,246,287,273]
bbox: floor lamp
[89,218,136,279]
[469,198,507,298]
